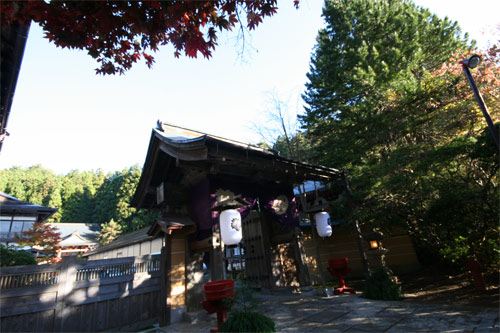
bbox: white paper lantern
[220,209,243,245]
[314,211,332,238]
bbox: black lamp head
[462,54,481,69]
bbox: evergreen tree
[98,219,123,245]
[60,170,104,222]
[0,245,37,267]
[300,0,499,268]
[93,171,123,224]
[0,165,156,232]
[273,132,315,162]
[302,0,470,169]
[111,166,157,233]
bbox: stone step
[182,310,216,324]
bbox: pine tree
[299,0,500,268]
[98,219,123,245]
[301,0,470,169]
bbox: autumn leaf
[1,0,291,74]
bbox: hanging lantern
[314,211,332,238]
[220,209,243,245]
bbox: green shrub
[219,311,275,333]
[0,245,36,267]
[363,267,402,301]
[218,278,275,332]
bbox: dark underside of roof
[1,22,30,152]
[132,128,344,209]
[1,192,58,222]
[0,205,58,223]
[0,203,57,215]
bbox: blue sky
[1,0,499,175]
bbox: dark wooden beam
[189,237,212,252]
[206,147,338,182]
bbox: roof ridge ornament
[156,119,164,132]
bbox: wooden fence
[0,255,162,332]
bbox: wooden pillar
[292,228,312,287]
[53,256,77,332]
[309,219,326,287]
[210,225,225,281]
[259,213,273,289]
[210,248,225,281]
[159,236,171,326]
[185,245,205,312]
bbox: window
[225,244,245,277]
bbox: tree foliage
[363,267,402,301]
[1,0,298,75]
[0,244,36,267]
[98,219,123,245]
[253,92,315,162]
[302,0,471,168]
[273,131,315,162]
[0,165,156,233]
[300,0,498,268]
[220,279,276,332]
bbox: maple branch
[234,6,251,62]
[1,0,287,75]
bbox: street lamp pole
[459,55,499,149]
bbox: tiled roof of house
[0,192,57,222]
[48,223,100,246]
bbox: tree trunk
[341,172,370,278]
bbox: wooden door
[241,211,271,288]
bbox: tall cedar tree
[302,0,470,168]
[1,1,298,74]
[300,0,499,268]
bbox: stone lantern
[363,230,388,269]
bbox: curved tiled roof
[47,223,100,246]
[132,121,344,208]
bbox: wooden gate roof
[131,121,343,209]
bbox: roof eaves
[84,227,153,256]
[130,130,160,208]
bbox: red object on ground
[464,258,486,291]
[201,280,235,332]
[327,258,356,295]
[203,279,234,300]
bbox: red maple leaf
[0,0,293,75]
